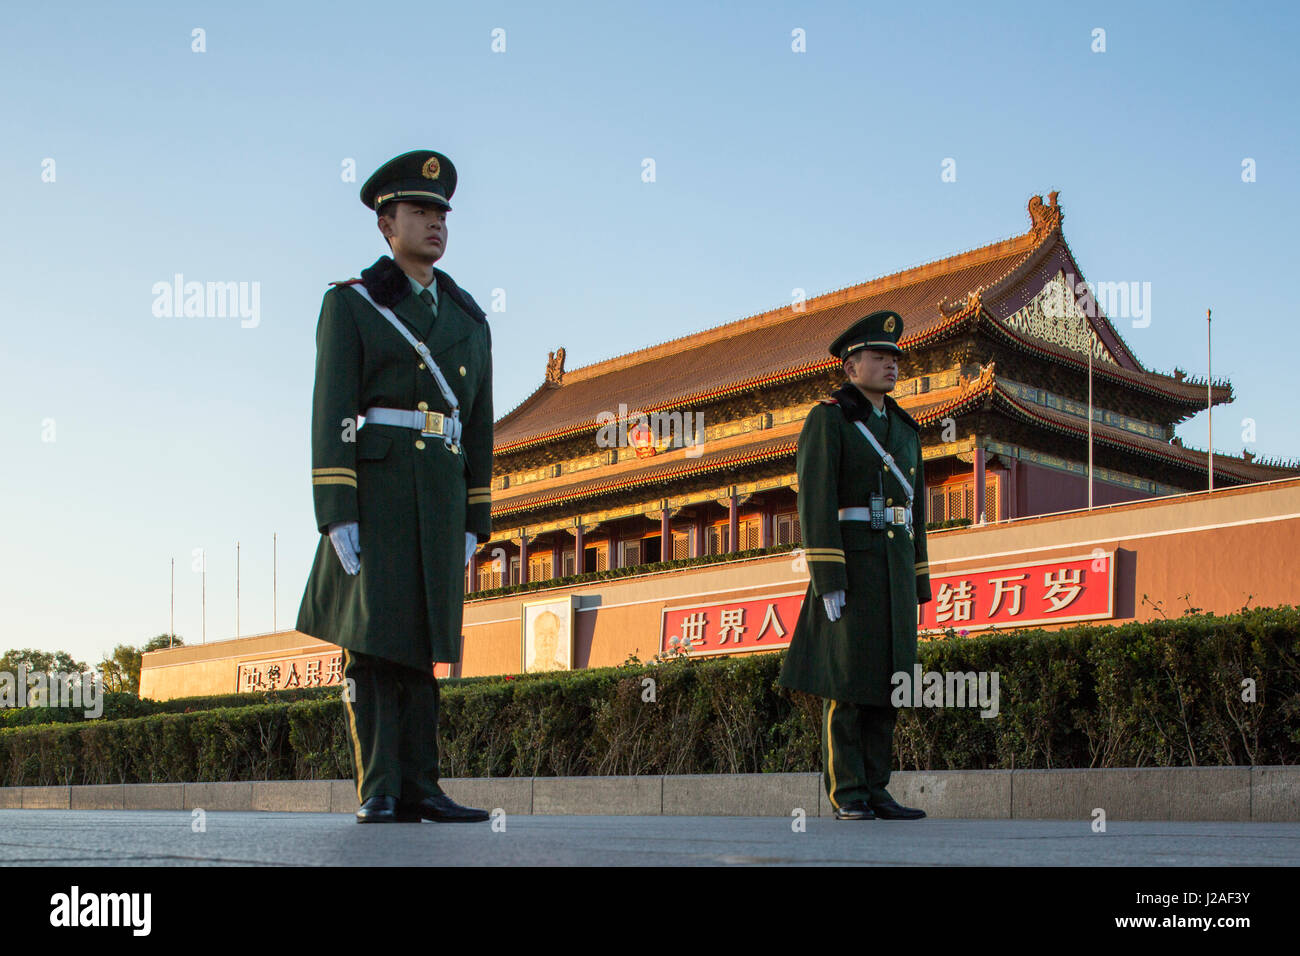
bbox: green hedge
[1,608,1295,786]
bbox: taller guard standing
[779,310,933,821]
[296,150,494,823]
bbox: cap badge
[421,157,441,180]
[883,315,896,333]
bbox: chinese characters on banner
[658,553,1114,655]
[237,653,344,692]
[236,653,453,691]
[660,591,804,657]
[918,552,1114,632]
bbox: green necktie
[419,289,436,315]
[867,408,888,444]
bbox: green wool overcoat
[778,384,933,705]
[296,256,493,671]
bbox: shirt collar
[407,273,438,305]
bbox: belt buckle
[890,506,906,524]
[422,410,445,436]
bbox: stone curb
[1,767,1295,821]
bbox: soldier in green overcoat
[778,310,933,821]
[295,150,492,823]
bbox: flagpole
[1081,296,1093,510]
[1207,308,1214,491]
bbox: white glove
[823,589,846,622]
[464,532,477,567]
[328,520,360,575]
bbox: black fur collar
[831,383,874,422]
[360,256,412,308]
[831,383,921,432]
[359,255,486,323]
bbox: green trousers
[342,649,444,804]
[821,698,897,808]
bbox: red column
[728,487,739,554]
[574,523,584,574]
[519,531,529,585]
[660,508,670,560]
[973,440,986,523]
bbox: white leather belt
[363,406,463,444]
[838,505,911,526]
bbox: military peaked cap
[361,150,457,211]
[828,309,905,359]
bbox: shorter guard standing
[779,310,933,820]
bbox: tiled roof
[488,365,1296,526]
[493,192,1236,454]
[494,224,1042,451]
[899,368,1295,485]
[491,428,800,520]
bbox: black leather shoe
[356,794,409,823]
[833,799,876,820]
[399,793,490,823]
[869,797,926,820]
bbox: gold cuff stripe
[803,547,845,555]
[313,476,357,488]
[312,467,357,477]
[467,486,491,494]
[806,554,846,564]
[467,496,492,505]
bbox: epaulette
[328,278,361,287]
[818,397,839,405]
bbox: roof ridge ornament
[1027,190,1063,241]
[546,347,566,387]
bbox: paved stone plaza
[1,810,1296,866]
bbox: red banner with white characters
[657,552,1115,655]
[918,551,1115,632]
[661,591,805,657]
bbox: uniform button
[418,363,426,370]
[886,498,893,506]
[887,530,894,538]
[415,440,426,450]
[417,401,428,411]
[459,365,466,376]
[909,466,915,474]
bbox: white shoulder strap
[853,420,914,502]
[348,282,460,416]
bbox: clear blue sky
[3,1,1297,666]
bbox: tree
[99,634,182,696]
[0,648,91,706]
